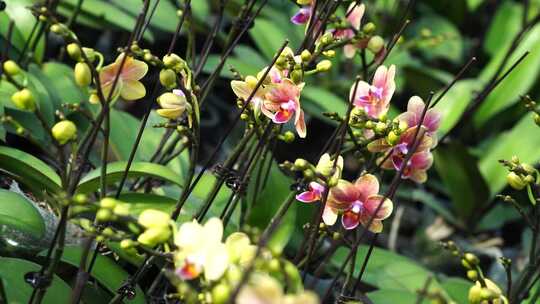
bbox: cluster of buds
[501,156,537,191]
[521,95,540,126]
[95,198,131,223]
[137,209,173,247]
[281,153,342,187]
[1,59,38,112]
[65,43,100,88]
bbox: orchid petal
[120,80,146,100]
[341,210,360,230]
[354,174,380,201]
[364,195,393,220]
[322,206,338,226]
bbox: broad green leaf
[484,1,522,57]
[25,69,55,124]
[474,24,540,127]
[0,189,45,239]
[3,0,44,62]
[203,54,261,79]
[332,246,449,300]
[0,11,26,54]
[42,62,88,104]
[57,0,154,42]
[409,14,463,63]
[467,0,485,11]
[395,188,459,227]
[249,18,289,59]
[0,257,71,304]
[434,143,489,219]
[118,192,177,215]
[110,0,178,33]
[246,162,296,254]
[477,203,520,230]
[77,161,183,194]
[40,246,145,304]
[434,79,481,136]
[0,146,62,194]
[479,116,540,196]
[302,86,347,125]
[367,289,421,304]
[440,277,472,304]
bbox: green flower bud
[362,22,376,34]
[163,53,183,69]
[3,60,20,76]
[113,203,130,216]
[282,131,295,143]
[320,33,334,45]
[464,253,480,266]
[375,121,387,134]
[300,49,312,62]
[52,120,77,145]
[138,209,171,229]
[316,60,332,72]
[480,288,497,300]
[386,131,400,145]
[524,175,535,184]
[322,50,336,58]
[367,36,385,54]
[303,168,315,179]
[74,62,92,87]
[50,23,67,36]
[66,43,81,61]
[468,284,482,304]
[96,208,113,222]
[211,283,230,304]
[100,197,118,209]
[82,47,96,62]
[294,158,308,170]
[73,194,88,205]
[291,69,303,83]
[120,239,136,249]
[507,172,526,190]
[137,226,171,247]
[534,113,540,126]
[365,121,375,129]
[297,0,311,4]
[467,270,478,281]
[159,69,177,89]
[11,89,36,111]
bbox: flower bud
[464,253,479,266]
[73,194,88,205]
[96,208,113,222]
[507,172,526,190]
[89,93,100,104]
[468,284,482,304]
[137,226,171,247]
[467,270,478,281]
[52,120,77,145]
[282,131,295,143]
[113,203,130,216]
[211,283,230,304]
[82,47,96,62]
[74,62,92,87]
[163,53,183,69]
[120,239,136,249]
[100,197,118,209]
[156,91,189,120]
[322,50,336,58]
[50,23,68,36]
[524,174,535,184]
[522,163,535,174]
[159,69,177,89]
[386,131,400,145]
[320,33,334,45]
[362,22,376,34]
[300,50,311,62]
[11,89,36,111]
[294,158,308,170]
[66,43,81,61]
[297,0,311,4]
[375,122,387,134]
[2,60,20,76]
[367,36,385,54]
[534,113,540,126]
[316,60,332,72]
[138,209,171,229]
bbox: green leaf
[42,62,88,104]
[249,18,289,59]
[467,0,485,11]
[332,246,449,299]
[0,12,26,54]
[118,192,177,215]
[40,246,145,304]
[0,257,71,304]
[25,69,55,125]
[367,289,420,304]
[110,0,178,33]
[57,0,154,42]
[302,86,347,125]
[395,188,459,227]
[3,0,44,62]
[484,1,522,57]
[440,277,473,304]
[434,143,489,219]
[246,162,296,254]
[434,79,481,136]
[477,203,520,230]
[203,54,262,79]
[474,24,540,127]
[0,189,45,239]
[479,116,540,196]
[77,161,183,194]
[0,146,62,194]
[409,14,463,63]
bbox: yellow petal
[117,54,148,81]
[157,108,183,119]
[121,80,146,100]
[204,243,229,281]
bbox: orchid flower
[263,79,307,138]
[351,65,396,118]
[291,0,314,25]
[397,96,441,146]
[156,89,191,120]
[368,127,434,183]
[333,3,366,58]
[296,153,344,203]
[174,218,229,281]
[326,174,393,232]
[237,273,319,304]
[231,75,271,112]
[98,53,148,102]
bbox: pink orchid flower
[368,127,434,183]
[325,174,393,232]
[296,181,325,203]
[351,65,396,119]
[397,96,441,146]
[263,79,307,138]
[333,3,366,58]
[99,53,148,101]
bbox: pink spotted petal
[424,109,442,133]
[272,110,292,124]
[410,151,433,170]
[296,191,319,203]
[344,44,357,58]
[328,180,360,210]
[409,169,428,183]
[354,174,380,201]
[350,81,370,107]
[341,210,360,230]
[364,195,393,220]
[291,7,312,25]
[346,3,365,30]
